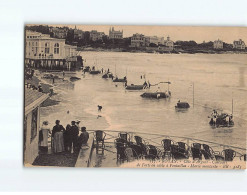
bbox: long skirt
[53,132,65,153]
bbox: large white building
[233,39,246,50]
[214,39,223,49]
[130,33,146,47]
[145,36,164,46]
[25,31,82,70]
[109,27,123,39]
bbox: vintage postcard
[24,24,246,169]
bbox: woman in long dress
[39,121,51,153]
[52,120,65,153]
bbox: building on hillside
[130,33,146,48]
[24,88,49,165]
[213,39,223,49]
[145,36,164,46]
[109,27,123,39]
[25,30,83,71]
[73,25,84,39]
[233,39,246,50]
[90,30,105,41]
[49,27,68,39]
[163,36,174,51]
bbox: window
[54,43,59,54]
[31,107,38,143]
[45,43,50,54]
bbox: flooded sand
[40,52,247,149]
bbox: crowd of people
[38,120,89,154]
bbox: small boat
[113,77,127,83]
[141,91,171,99]
[125,84,145,90]
[70,76,81,82]
[175,102,190,109]
[102,72,113,79]
[209,113,234,128]
[89,70,101,75]
[42,74,59,79]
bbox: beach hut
[24,88,49,165]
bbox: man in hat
[71,121,79,152]
[75,120,81,130]
[78,127,89,147]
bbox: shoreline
[78,47,247,54]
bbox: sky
[48,24,247,44]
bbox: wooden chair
[161,139,174,158]
[191,143,202,160]
[222,149,236,161]
[94,130,106,149]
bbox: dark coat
[52,124,65,137]
[70,125,79,138]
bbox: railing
[87,129,246,156]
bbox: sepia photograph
[24,24,247,169]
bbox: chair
[161,139,174,158]
[171,142,190,159]
[145,145,161,160]
[222,149,236,161]
[240,154,246,161]
[134,136,143,145]
[201,144,221,160]
[115,138,128,160]
[192,143,202,149]
[119,132,130,143]
[129,144,143,158]
[177,142,190,156]
[190,143,202,160]
[124,147,137,162]
[94,130,106,149]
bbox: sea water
[40,52,247,148]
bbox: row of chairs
[161,139,246,161]
[93,131,246,162]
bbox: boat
[70,76,81,82]
[125,84,145,90]
[113,76,127,83]
[89,70,101,75]
[175,102,190,109]
[209,113,234,128]
[140,91,170,99]
[42,74,59,79]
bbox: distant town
[25,25,247,55]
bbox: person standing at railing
[52,120,65,153]
[70,121,79,152]
[78,127,89,148]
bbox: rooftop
[25,88,49,114]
